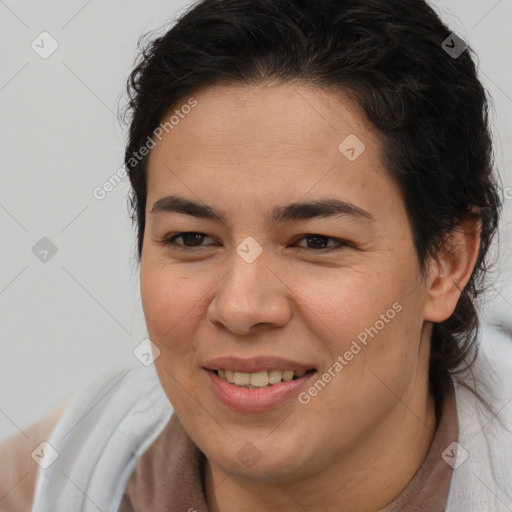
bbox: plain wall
[1,0,511,443]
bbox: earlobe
[423,215,481,323]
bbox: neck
[204,390,437,512]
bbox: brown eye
[160,232,214,248]
[293,234,351,251]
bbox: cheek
[300,267,402,338]
[140,263,209,411]
[140,262,208,356]
[303,264,423,379]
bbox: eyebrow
[150,195,375,224]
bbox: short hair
[121,0,502,419]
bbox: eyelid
[158,232,353,252]
[291,234,352,251]
[158,232,216,249]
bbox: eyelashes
[158,231,352,252]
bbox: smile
[205,368,318,412]
[213,369,315,389]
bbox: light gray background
[1,0,511,443]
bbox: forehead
[145,82,399,221]
[149,82,377,163]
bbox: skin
[140,81,481,512]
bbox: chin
[207,438,316,483]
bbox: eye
[291,234,351,251]
[159,232,215,249]
[158,232,352,252]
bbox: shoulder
[30,363,173,512]
[0,397,73,511]
[446,322,512,511]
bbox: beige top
[118,376,457,512]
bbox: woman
[3,0,511,510]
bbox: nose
[206,250,293,335]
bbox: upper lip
[204,356,316,373]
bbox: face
[140,82,432,484]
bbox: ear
[423,214,482,323]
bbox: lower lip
[205,369,317,412]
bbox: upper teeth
[218,369,307,388]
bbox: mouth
[205,367,318,411]
[211,368,317,389]
[203,356,319,411]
